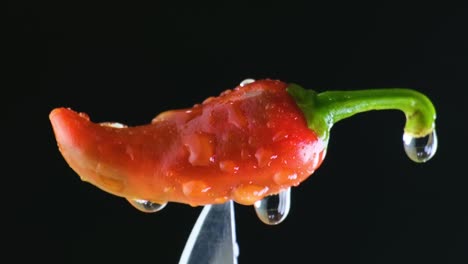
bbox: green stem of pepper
[286,83,437,144]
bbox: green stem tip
[287,83,437,146]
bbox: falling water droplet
[240,78,255,87]
[127,198,167,213]
[403,130,438,163]
[254,187,291,225]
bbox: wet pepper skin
[50,80,326,206]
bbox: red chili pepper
[50,79,437,209]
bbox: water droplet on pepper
[403,130,438,163]
[127,199,167,213]
[232,184,269,205]
[273,170,298,186]
[240,78,255,87]
[254,187,291,225]
[214,196,229,203]
[227,106,246,129]
[241,149,251,160]
[272,131,289,142]
[99,122,127,128]
[255,147,276,168]
[182,180,212,199]
[184,134,215,166]
[219,160,239,173]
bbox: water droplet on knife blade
[403,130,438,163]
[254,187,291,225]
[128,199,167,213]
[240,78,255,87]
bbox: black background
[6,1,468,263]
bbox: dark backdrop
[6,1,468,263]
